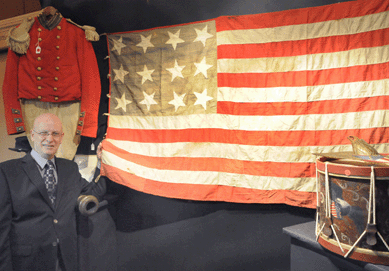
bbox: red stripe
[103,141,316,177]
[101,163,316,208]
[217,96,389,116]
[218,28,389,59]
[107,127,389,146]
[217,63,389,88]
[216,0,388,31]
[331,202,338,218]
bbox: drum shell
[316,157,389,264]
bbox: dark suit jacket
[0,153,106,271]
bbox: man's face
[31,116,63,160]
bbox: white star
[165,29,185,50]
[168,91,186,112]
[194,57,213,78]
[111,36,127,55]
[136,34,154,53]
[113,65,129,84]
[194,89,213,110]
[166,60,185,82]
[193,25,213,47]
[137,65,155,84]
[139,91,158,111]
[115,93,132,112]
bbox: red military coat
[2,16,101,137]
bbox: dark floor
[109,185,315,271]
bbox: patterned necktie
[44,160,57,206]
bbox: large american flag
[101,0,389,208]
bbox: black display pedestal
[283,221,389,271]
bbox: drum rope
[378,232,389,251]
[316,162,328,240]
[323,162,345,253]
[344,166,389,258]
[315,159,319,239]
[370,166,389,251]
[325,162,330,218]
[369,166,375,225]
[332,224,345,254]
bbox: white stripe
[102,150,316,191]
[218,79,389,103]
[107,139,389,163]
[217,10,389,45]
[217,45,389,73]
[108,110,389,131]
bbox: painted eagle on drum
[331,182,365,235]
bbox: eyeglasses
[34,130,63,138]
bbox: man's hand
[97,141,103,161]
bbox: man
[0,113,106,271]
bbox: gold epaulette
[7,17,35,54]
[66,18,100,41]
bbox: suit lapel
[22,154,54,210]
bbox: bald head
[33,113,63,132]
[31,113,64,160]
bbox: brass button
[38,96,42,100]
[56,67,59,70]
[38,86,42,90]
[57,26,61,30]
[37,77,42,80]
[37,57,41,61]
[56,56,60,60]
[37,67,42,71]
[53,219,58,224]
[54,96,59,101]
[56,46,60,49]
[38,38,42,42]
[54,87,58,91]
[57,35,60,39]
[38,28,42,32]
[54,77,58,81]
